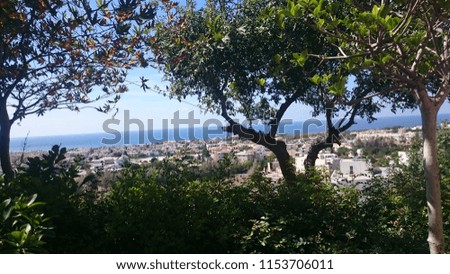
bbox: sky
[10,66,442,139]
[9,67,223,138]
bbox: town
[11,124,440,191]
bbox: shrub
[0,194,50,253]
[103,161,259,253]
[2,145,102,253]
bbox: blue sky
[10,67,218,138]
[10,66,441,138]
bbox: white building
[235,151,254,163]
[331,159,372,189]
[339,158,370,177]
[398,151,409,165]
[295,152,340,173]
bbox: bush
[2,134,449,254]
[240,173,363,253]
[102,161,260,253]
[2,145,102,253]
[0,194,50,253]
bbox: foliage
[359,179,429,253]
[2,145,103,253]
[96,162,372,254]
[99,156,439,254]
[351,136,404,166]
[102,160,260,253]
[152,0,325,118]
[3,139,450,253]
[282,0,450,95]
[241,167,442,254]
[241,176,364,253]
[0,194,50,254]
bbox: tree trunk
[267,140,296,182]
[304,125,341,170]
[304,139,333,170]
[0,97,13,181]
[222,119,297,182]
[421,105,445,254]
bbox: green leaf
[313,2,322,17]
[363,58,376,67]
[213,32,224,41]
[381,54,393,64]
[273,54,282,64]
[276,11,286,29]
[27,202,46,209]
[256,78,266,87]
[288,0,295,14]
[3,206,13,220]
[27,194,38,207]
[2,198,11,207]
[328,76,347,96]
[358,25,369,36]
[310,74,322,85]
[372,5,380,17]
[318,18,325,28]
[322,73,332,83]
[289,2,301,17]
[292,50,309,67]
[10,230,26,243]
[384,16,397,32]
[24,224,32,234]
[342,61,356,71]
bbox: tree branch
[345,86,399,107]
[268,91,301,138]
[338,105,359,132]
[391,0,423,37]
[308,52,369,61]
[219,91,278,147]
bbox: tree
[148,0,351,181]
[283,0,450,253]
[0,0,156,180]
[148,0,411,180]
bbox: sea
[9,113,450,152]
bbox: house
[235,151,254,163]
[295,152,340,173]
[339,158,370,177]
[398,151,409,165]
